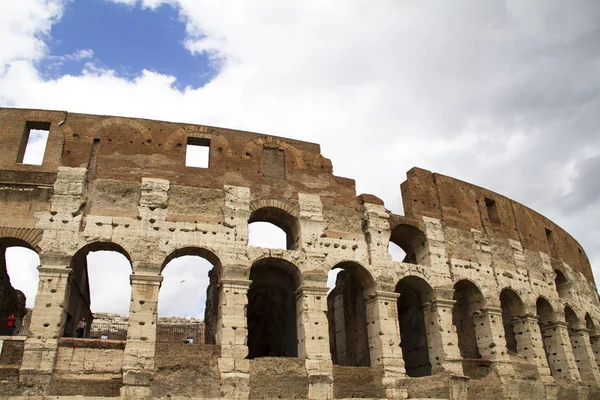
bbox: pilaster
[570,328,600,384]
[513,314,552,381]
[121,273,162,398]
[422,298,463,375]
[19,264,71,393]
[541,321,580,380]
[472,307,514,376]
[365,290,406,399]
[297,285,333,400]
[217,278,251,400]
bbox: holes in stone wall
[185,137,210,168]
[17,121,50,165]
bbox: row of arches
[3,236,599,381]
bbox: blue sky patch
[39,0,217,89]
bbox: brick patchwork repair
[0,107,599,399]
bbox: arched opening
[396,276,433,377]
[452,280,484,359]
[554,270,570,299]
[585,313,600,368]
[159,247,221,344]
[64,242,132,339]
[0,238,39,336]
[326,262,373,367]
[500,289,524,354]
[248,207,300,250]
[388,242,407,262]
[247,257,300,358]
[536,297,555,375]
[389,224,427,264]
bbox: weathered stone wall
[0,107,599,400]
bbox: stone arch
[327,261,374,367]
[248,200,301,250]
[389,223,427,265]
[247,257,301,359]
[0,237,40,335]
[565,305,580,331]
[537,297,556,376]
[63,242,133,338]
[585,313,597,333]
[88,118,151,142]
[453,279,485,359]
[500,288,524,354]
[242,137,305,168]
[0,228,43,252]
[554,269,570,300]
[396,275,434,377]
[160,247,222,344]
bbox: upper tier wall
[0,108,356,207]
[401,167,593,283]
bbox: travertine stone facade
[0,107,599,400]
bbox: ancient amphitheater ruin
[1,107,600,400]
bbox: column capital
[296,285,329,298]
[513,313,539,324]
[130,273,163,285]
[218,278,252,290]
[37,266,71,276]
[571,327,591,336]
[544,320,569,329]
[366,290,400,303]
[422,298,456,311]
[473,307,503,317]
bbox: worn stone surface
[0,108,599,399]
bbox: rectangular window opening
[17,121,51,165]
[185,137,210,168]
[484,197,499,223]
[545,228,558,255]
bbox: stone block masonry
[0,107,599,399]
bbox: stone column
[216,278,251,400]
[540,321,580,380]
[121,273,162,398]
[19,261,70,393]
[297,285,333,400]
[570,328,600,384]
[512,314,552,380]
[422,298,463,375]
[590,334,600,370]
[365,290,406,399]
[472,307,515,376]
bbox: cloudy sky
[2,0,599,318]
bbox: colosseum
[0,107,599,400]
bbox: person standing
[7,314,16,335]
[76,317,86,338]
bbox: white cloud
[159,255,212,318]
[2,0,600,314]
[87,251,131,315]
